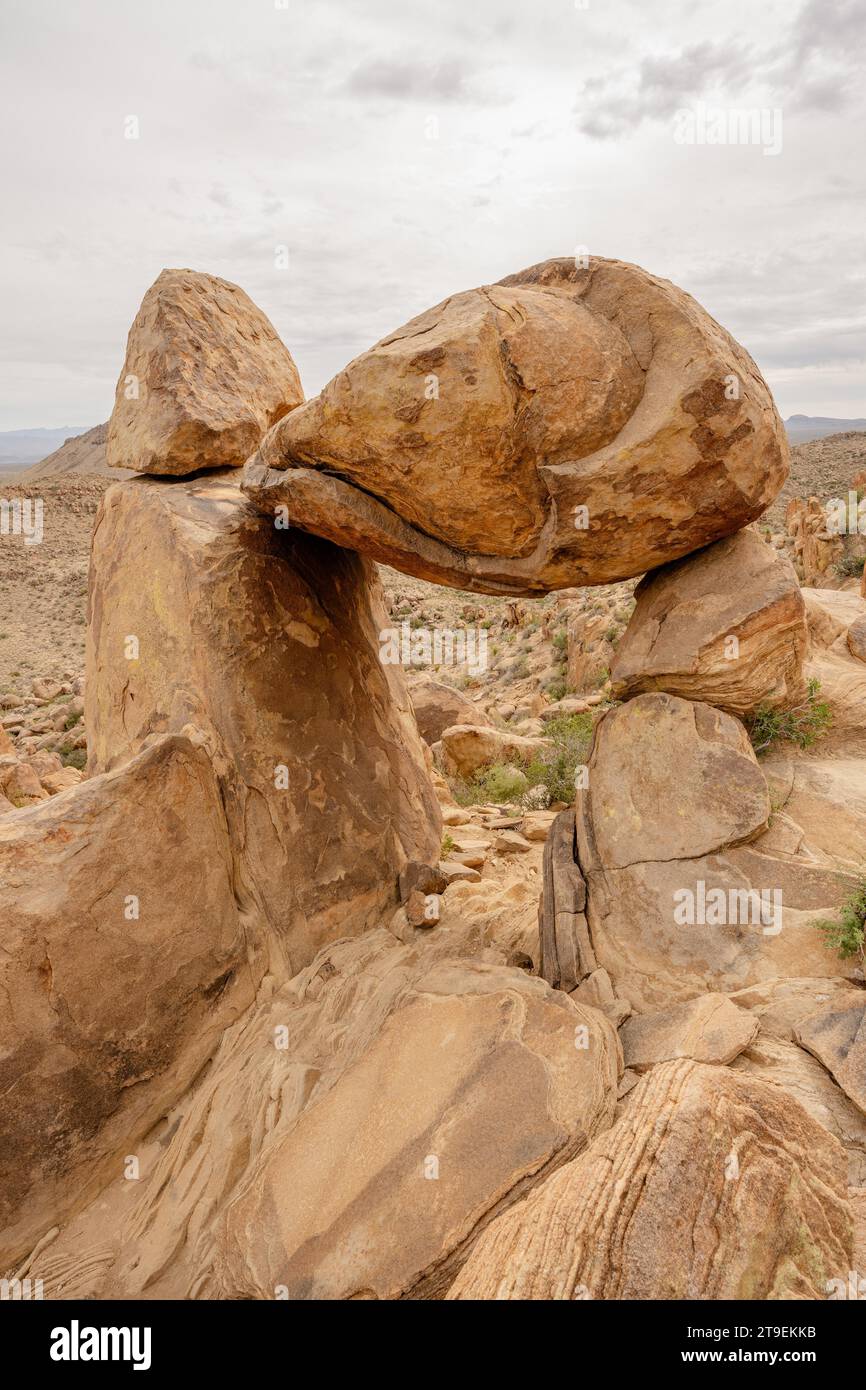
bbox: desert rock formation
[107,269,303,476]
[4,259,866,1305]
[242,256,787,594]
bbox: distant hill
[784,415,866,444]
[763,429,866,529]
[16,422,116,482]
[0,425,93,472]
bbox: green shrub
[835,553,866,579]
[448,712,599,808]
[522,712,596,805]
[441,832,456,857]
[451,762,527,807]
[746,679,832,755]
[59,746,86,770]
[544,677,570,703]
[552,628,568,653]
[813,878,866,963]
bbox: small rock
[521,811,558,842]
[406,890,441,928]
[41,767,84,795]
[398,861,448,904]
[494,830,533,855]
[438,861,482,885]
[441,806,473,827]
[1,763,47,805]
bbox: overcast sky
[1,0,863,431]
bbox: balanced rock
[243,256,787,595]
[621,993,758,1072]
[611,529,808,716]
[86,472,440,972]
[0,733,260,1268]
[107,269,303,476]
[447,1059,852,1299]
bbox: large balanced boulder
[86,472,440,972]
[447,1058,852,1299]
[0,732,261,1268]
[107,269,303,476]
[610,529,808,716]
[242,256,787,595]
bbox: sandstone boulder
[107,269,303,476]
[86,473,440,973]
[23,927,619,1300]
[447,1059,851,1299]
[566,609,618,693]
[0,733,260,1268]
[570,694,859,1010]
[611,529,808,716]
[848,615,866,663]
[579,693,770,869]
[212,970,620,1300]
[621,993,758,1072]
[731,1033,866,1185]
[243,256,787,595]
[438,724,551,779]
[408,677,493,745]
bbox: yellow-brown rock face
[611,528,809,716]
[0,733,260,1268]
[85,472,440,972]
[243,256,788,594]
[107,269,303,476]
[447,1059,852,1300]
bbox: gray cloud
[344,56,502,104]
[0,0,862,429]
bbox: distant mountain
[762,429,866,529]
[784,415,866,445]
[0,426,93,472]
[16,422,115,481]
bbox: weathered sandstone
[85,472,440,972]
[611,529,808,715]
[0,733,260,1268]
[243,256,787,594]
[107,269,303,476]
[447,1059,852,1299]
